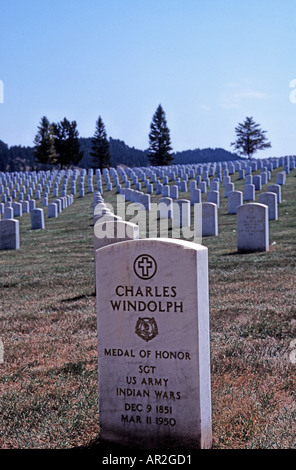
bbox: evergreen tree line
[33,116,83,169]
[0,106,274,172]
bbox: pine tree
[90,116,111,170]
[230,116,271,159]
[33,116,57,167]
[148,104,173,166]
[53,118,83,168]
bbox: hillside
[0,136,241,171]
[0,163,295,449]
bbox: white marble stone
[258,192,278,220]
[48,203,58,218]
[12,202,22,217]
[276,171,286,185]
[207,190,219,207]
[3,206,13,219]
[253,175,262,190]
[95,238,212,449]
[0,219,20,250]
[94,219,139,252]
[228,190,243,214]
[158,197,173,219]
[190,188,201,206]
[243,184,255,201]
[170,185,178,199]
[31,208,45,230]
[201,202,218,237]
[172,199,191,228]
[224,182,234,197]
[268,184,281,204]
[237,203,269,252]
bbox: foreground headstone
[0,219,20,250]
[237,203,269,252]
[96,238,212,449]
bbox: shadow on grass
[74,436,198,452]
[61,292,96,303]
[222,249,268,256]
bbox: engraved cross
[138,256,153,277]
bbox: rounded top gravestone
[95,238,212,449]
[237,203,269,252]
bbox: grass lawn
[0,164,295,449]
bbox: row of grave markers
[0,166,93,250]
[92,157,295,448]
[1,154,294,448]
[92,156,294,447]
[1,154,294,251]
[95,156,293,252]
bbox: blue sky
[0,0,296,158]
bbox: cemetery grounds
[0,165,295,449]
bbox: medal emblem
[135,317,158,342]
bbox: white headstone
[243,184,255,201]
[200,202,218,237]
[4,206,13,219]
[172,199,191,228]
[237,203,269,252]
[158,197,173,219]
[267,184,281,203]
[52,199,62,213]
[170,185,178,199]
[12,202,22,217]
[22,201,29,213]
[207,190,219,207]
[210,181,219,191]
[162,185,170,197]
[0,219,20,250]
[228,190,243,214]
[48,203,58,218]
[276,171,286,185]
[224,182,234,197]
[29,199,36,212]
[190,188,201,206]
[253,175,262,190]
[258,192,278,220]
[95,238,212,449]
[199,181,207,193]
[94,219,138,252]
[261,171,268,185]
[31,208,45,230]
